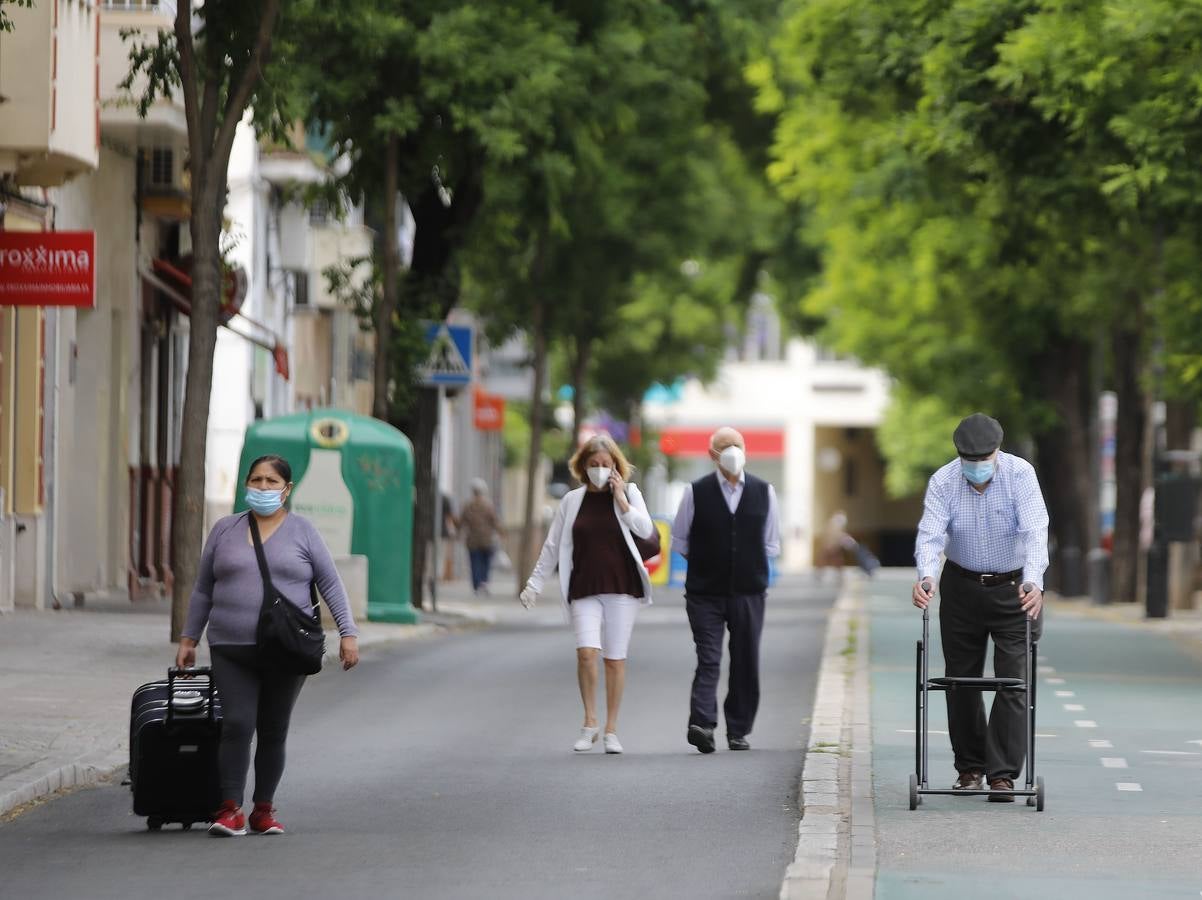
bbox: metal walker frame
[908,607,1045,811]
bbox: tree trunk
[519,296,549,590]
[569,334,592,447]
[1111,319,1146,604]
[373,135,400,420]
[408,387,438,609]
[169,190,224,641]
[1034,338,1095,595]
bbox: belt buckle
[978,573,990,585]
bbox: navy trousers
[685,591,766,738]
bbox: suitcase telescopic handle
[166,666,217,725]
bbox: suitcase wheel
[147,817,163,831]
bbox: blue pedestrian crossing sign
[419,322,474,387]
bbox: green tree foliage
[0,0,32,33]
[757,0,1202,595]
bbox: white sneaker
[603,732,623,754]
[573,726,600,752]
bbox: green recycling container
[235,408,417,623]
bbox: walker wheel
[1035,776,1045,812]
[147,817,163,831]
[909,773,919,810]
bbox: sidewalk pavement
[783,568,1202,900]
[0,579,500,821]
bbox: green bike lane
[862,573,1202,899]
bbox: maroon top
[568,489,645,601]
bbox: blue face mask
[960,458,995,485]
[246,487,286,516]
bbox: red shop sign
[0,231,96,308]
[473,389,505,431]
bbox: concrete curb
[780,582,875,900]
[0,613,492,823]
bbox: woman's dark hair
[246,454,292,484]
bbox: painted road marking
[1037,666,1056,674]
[1064,704,1086,712]
[1115,783,1143,792]
[1054,690,1075,697]
[1089,740,1114,749]
[896,730,1059,738]
[1188,740,1202,747]
[1141,750,1200,756]
[1046,677,1066,685]
[1101,758,1128,768]
[1075,720,1098,728]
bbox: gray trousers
[938,573,1042,781]
[210,644,306,806]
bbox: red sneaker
[249,802,285,835]
[208,800,246,837]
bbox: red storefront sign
[473,389,505,431]
[658,427,784,458]
[0,231,96,308]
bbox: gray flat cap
[953,413,1003,457]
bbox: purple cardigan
[182,513,360,645]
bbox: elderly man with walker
[912,413,1049,803]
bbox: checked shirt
[915,451,1050,589]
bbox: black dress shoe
[687,725,716,754]
[727,736,750,751]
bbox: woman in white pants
[520,434,655,754]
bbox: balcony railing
[102,0,178,16]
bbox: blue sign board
[419,322,474,387]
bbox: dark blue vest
[685,473,770,596]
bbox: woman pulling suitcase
[175,454,360,836]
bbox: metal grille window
[149,148,174,188]
[290,270,310,307]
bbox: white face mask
[587,466,612,489]
[718,446,745,477]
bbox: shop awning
[141,261,290,381]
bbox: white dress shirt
[915,451,1050,589]
[670,470,782,559]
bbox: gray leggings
[210,645,306,806]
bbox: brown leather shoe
[988,777,1015,802]
[952,771,984,791]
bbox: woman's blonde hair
[568,433,633,484]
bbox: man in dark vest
[671,426,781,753]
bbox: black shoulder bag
[249,514,325,676]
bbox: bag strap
[247,513,319,616]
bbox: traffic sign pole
[430,385,445,612]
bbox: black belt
[944,560,1021,587]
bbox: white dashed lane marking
[1046,677,1066,685]
[1054,690,1075,697]
[1100,758,1128,768]
[1089,739,1114,749]
[1116,783,1143,792]
[1063,704,1086,712]
[1037,666,1056,674]
[1141,750,1199,756]
[1074,720,1098,728]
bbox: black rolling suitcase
[129,666,223,831]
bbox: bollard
[1146,540,1169,618]
[1088,548,1110,606]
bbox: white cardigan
[524,483,656,618]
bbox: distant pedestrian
[912,413,1048,802]
[175,454,360,837]
[519,434,655,755]
[672,426,781,753]
[816,510,853,584]
[460,478,501,594]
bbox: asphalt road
[865,574,1202,899]
[0,577,833,900]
